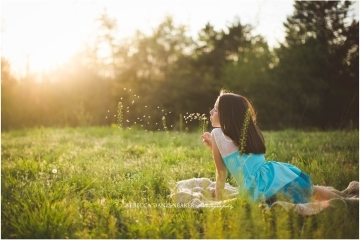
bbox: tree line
[1,1,358,131]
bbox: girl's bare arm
[211,131,228,200]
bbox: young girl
[202,90,344,204]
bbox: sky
[1,0,359,76]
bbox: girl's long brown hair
[218,90,266,154]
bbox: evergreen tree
[272,1,358,129]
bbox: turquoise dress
[212,128,313,203]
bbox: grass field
[1,126,359,238]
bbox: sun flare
[1,0,97,74]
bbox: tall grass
[1,127,359,238]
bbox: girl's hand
[202,132,212,150]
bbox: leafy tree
[112,16,197,129]
[189,19,276,129]
[1,58,18,130]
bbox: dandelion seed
[132,101,134,104]
[120,97,123,100]
[129,89,132,91]
[134,94,136,96]
[108,110,110,112]
[157,106,160,108]
[162,110,164,112]
[127,110,129,112]
[106,116,108,119]
[145,106,147,108]
[134,122,136,124]
[145,130,147,131]
[171,125,173,127]
[169,111,171,113]
[148,116,150,118]
[126,120,129,122]
[127,107,129,109]
[138,96,140,98]
[114,115,116,117]
[124,88,126,90]
[158,129,160,130]
[156,123,158,125]
[52,168,57,174]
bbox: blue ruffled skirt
[222,152,314,203]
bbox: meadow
[1,126,359,238]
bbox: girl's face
[209,98,220,127]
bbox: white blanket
[170,178,359,216]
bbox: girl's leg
[312,186,344,201]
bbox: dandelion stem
[117,102,123,129]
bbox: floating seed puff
[116,88,204,132]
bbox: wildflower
[100,197,106,205]
[52,168,57,174]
